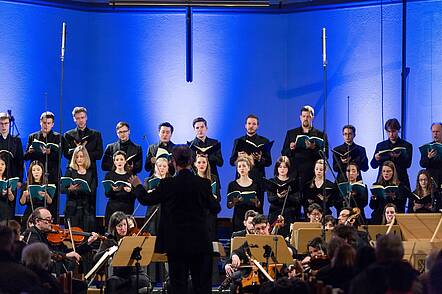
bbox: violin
[46,224,106,245]
[345,207,361,226]
[270,215,285,235]
[127,227,151,237]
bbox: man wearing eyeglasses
[24,207,98,264]
[102,121,143,175]
[24,207,99,293]
[0,112,24,221]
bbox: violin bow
[136,206,159,236]
[66,218,76,253]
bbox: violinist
[224,214,297,292]
[94,211,151,293]
[301,237,329,273]
[23,207,99,293]
[24,208,98,262]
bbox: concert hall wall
[0,0,440,218]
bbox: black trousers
[168,253,212,294]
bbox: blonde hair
[69,145,91,170]
[154,157,170,178]
[235,155,254,170]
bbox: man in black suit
[0,112,24,220]
[24,111,65,218]
[332,125,369,182]
[230,114,272,182]
[370,118,413,189]
[102,121,143,175]
[131,145,221,294]
[420,122,442,191]
[189,117,223,177]
[144,122,176,176]
[281,105,328,188]
[63,106,103,176]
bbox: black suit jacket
[281,127,328,187]
[230,133,272,180]
[370,138,413,188]
[24,130,65,183]
[0,134,24,181]
[189,137,223,177]
[144,141,175,176]
[102,140,143,175]
[64,127,103,172]
[134,169,221,255]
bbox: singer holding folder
[130,145,221,294]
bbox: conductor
[129,145,221,294]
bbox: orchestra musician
[306,203,323,224]
[381,203,397,225]
[94,211,151,293]
[231,210,257,238]
[224,214,297,293]
[23,207,99,294]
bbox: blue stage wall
[0,0,440,218]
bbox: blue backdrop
[0,0,441,218]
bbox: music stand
[230,237,247,255]
[245,235,292,265]
[112,236,156,291]
[363,225,401,241]
[293,228,331,254]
